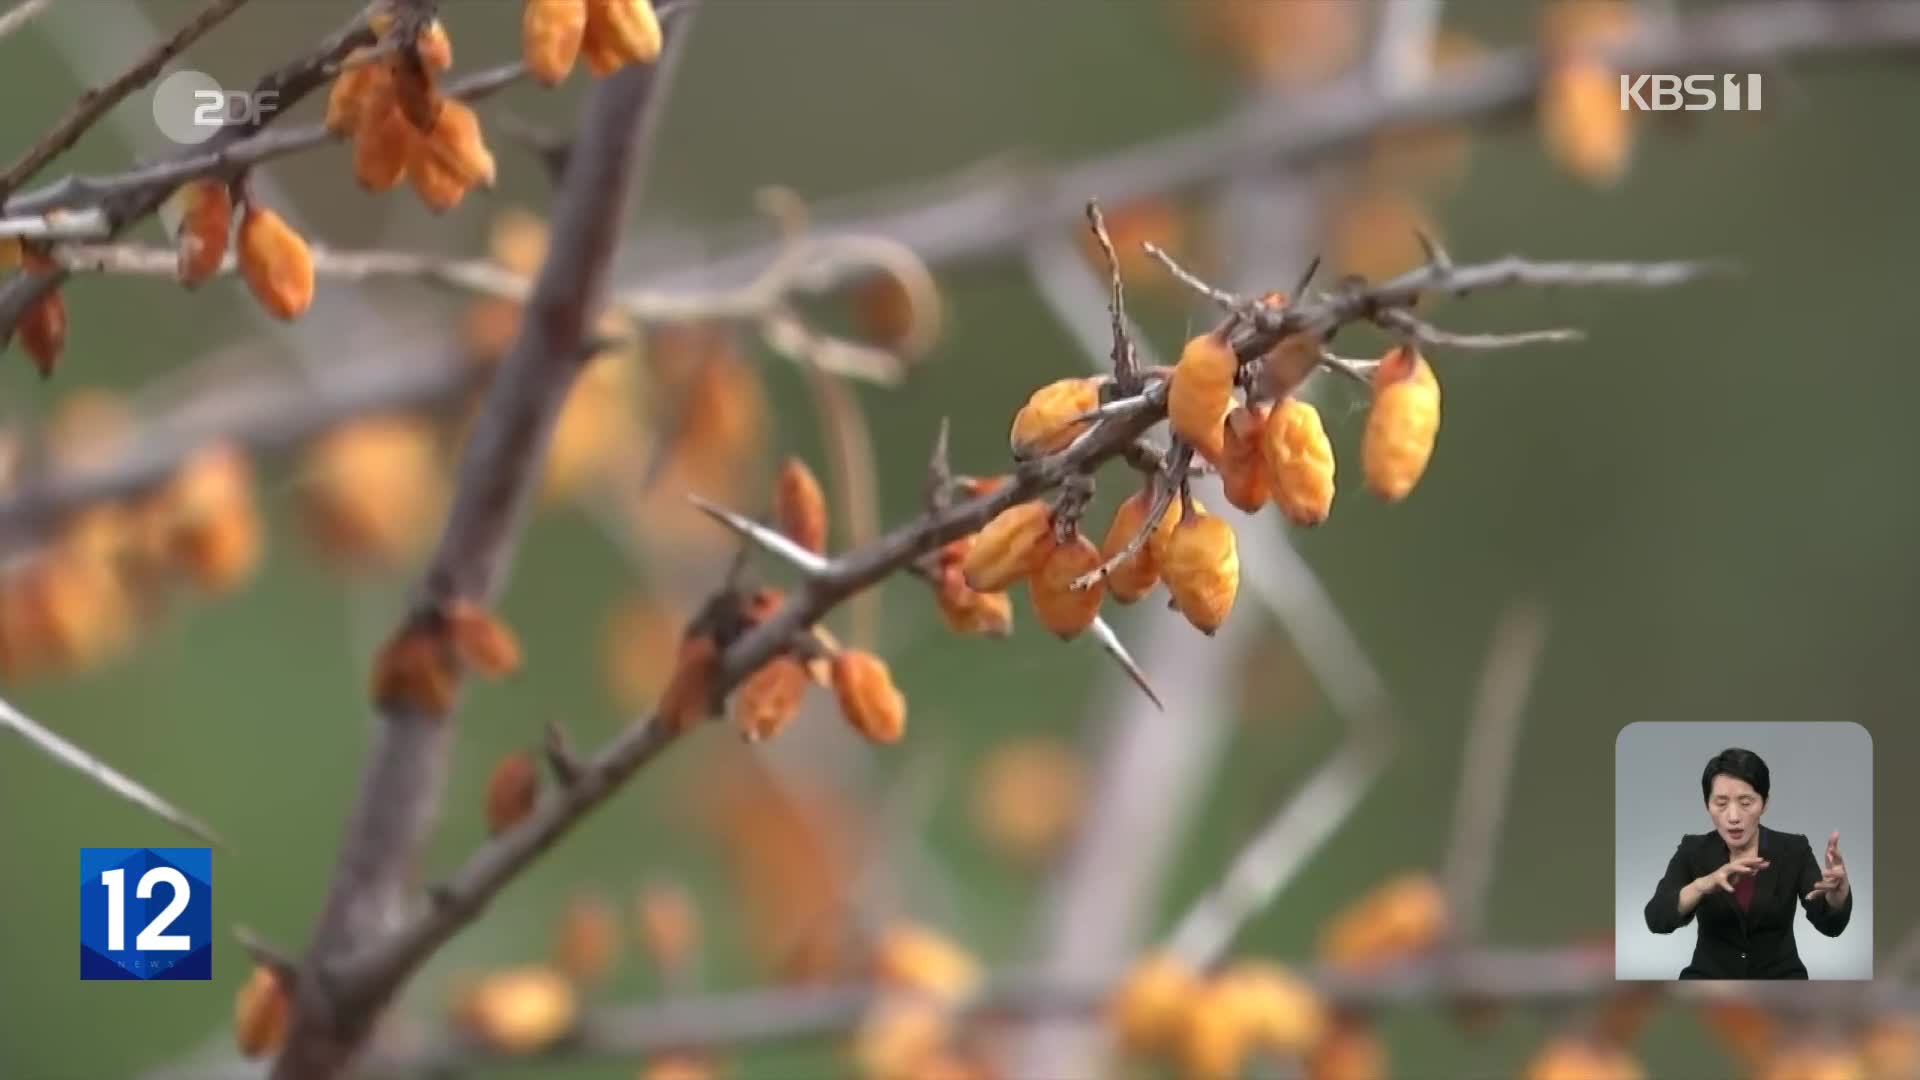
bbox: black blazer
[1643,824,1852,979]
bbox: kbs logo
[1619,74,1763,112]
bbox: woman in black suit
[1643,748,1853,979]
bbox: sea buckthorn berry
[173,179,232,289]
[1318,873,1448,972]
[1540,54,1632,187]
[831,649,906,744]
[420,98,497,191]
[1028,529,1104,639]
[960,501,1052,593]
[934,565,1014,638]
[658,633,718,731]
[485,750,540,836]
[372,624,457,716]
[524,0,588,85]
[1262,397,1336,526]
[584,0,663,70]
[1362,345,1441,502]
[445,598,522,677]
[17,253,67,376]
[775,457,829,554]
[552,892,621,986]
[874,923,982,1002]
[416,19,454,72]
[455,966,579,1054]
[352,103,413,192]
[233,965,290,1059]
[1169,329,1238,462]
[237,205,315,321]
[1162,508,1238,635]
[735,655,810,742]
[1111,951,1201,1054]
[1217,405,1272,513]
[1009,376,1100,456]
[325,51,387,135]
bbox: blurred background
[2,0,1918,1077]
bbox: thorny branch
[272,11,695,1077]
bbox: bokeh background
[2,1,1918,1077]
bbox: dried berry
[523,0,588,85]
[735,654,810,742]
[831,649,906,744]
[1217,404,1272,513]
[455,966,579,1054]
[774,457,829,554]
[352,102,414,192]
[1102,487,1181,604]
[173,178,233,289]
[552,891,622,986]
[485,750,540,836]
[419,97,497,190]
[1028,529,1104,640]
[233,965,290,1059]
[416,18,454,72]
[1111,951,1201,1054]
[325,51,387,135]
[1319,873,1448,972]
[1169,329,1239,462]
[1262,397,1336,526]
[658,633,718,731]
[1539,55,1632,187]
[372,624,457,716]
[17,253,67,377]
[1362,345,1441,502]
[933,564,1014,638]
[237,204,315,321]
[446,598,523,677]
[873,923,981,1002]
[960,501,1052,593]
[1009,376,1100,457]
[1162,508,1239,635]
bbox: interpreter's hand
[1806,831,1850,906]
[1699,853,1769,895]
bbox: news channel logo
[80,848,212,980]
[151,69,279,146]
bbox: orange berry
[552,891,622,986]
[523,0,588,85]
[873,923,981,1002]
[455,966,578,1054]
[445,598,523,677]
[1009,377,1101,456]
[634,881,700,977]
[972,737,1084,865]
[658,633,718,731]
[1263,397,1336,526]
[173,178,232,289]
[237,204,315,321]
[352,103,414,192]
[774,457,829,554]
[325,52,388,135]
[831,649,906,744]
[735,654,811,742]
[1217,404,1271,513]
[419,97,496,190]
[933,565,1014,638]
[1162,508,1238,635]
[584,0,663,68]
[1318,873,1449,972]
[959,501,1052,593]
[233,965,290,1059]
[1362,346,1441,502]
[1102,487,1181,604]
[485,750,540,836]
[416,18,454,72]
[1539,54,1633,187]
[1028,529,1103,640]
[371,623,457,717]
[1111,951,1201,1054]
[1169,330,1238,462]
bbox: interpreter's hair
[1701,747,1770,804]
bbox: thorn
[1290,254,1323,299]
[543,720,584,786]
[1088,616,1163,711]
[924,416,953,511]
[1416,229,1453,275]
[687,493,832,577]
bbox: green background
[2,1,1915,1077]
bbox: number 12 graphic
[80,848,212,980]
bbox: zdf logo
[151,69,279,145]
[1619,73,1763,112]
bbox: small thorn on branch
[688,493,832,577]
[1088,615,1163,711]
[1290,253,1324,299]
[924,416,953,512]
[1416,229,1453,277]
[543,720,584,787]
[1143,241,1241,313]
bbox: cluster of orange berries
[162,178,317,322]
[852,923,998,1080]
[371,596,523,718]
[522,0,664,85]
[0,438,260,682]
[326,13,496,212]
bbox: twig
[1144,241,1241,313]
[274,14,696,1075]
[0,692,226,847]
[1083,201,1140,394]
[1440,599,1551,945]
[0,0,255,200]
[1375,308,1585,350]
[0,0,53,42]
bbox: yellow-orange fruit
[455,966,579,1054]
[578,21,626,77]
[372,624,457,717]
[298,414,442,568]
[162,443,262,591]
[419,97,496,189]
[1217,405,1271,513]
[585,0,663,68]
[352,102,413,191]
[1539,55,1632,187]
[1162,510,1238,634]
[416,18,454,72]
[237,205,314,321]
[1319,873,1449,972]
[1102,488,1181,604]
[933,565,1015,638]
[854,998,950,1080]
[1523,1037,1646,1080]
[523,0,588,85]
[874,923,981,1002]
[325,52,387,135]
[831,649,906,744]
[390,51,440,133]
[658,633,718,731]
[409,151,469,213]
[1362,346,1441,502]
[1009,377,1100,456]
[1111,951,1201,1054]
[446,598,523,677]
[635,881,699,976]
[1183,963,1328,1078]
[485,750,540,836]
[18,284,66,378]
[960,501,1052,593]
[1169,330,1238,462]
[735,654,810,742]
[233,965,290,1059]
[1263,397,1336,526]
[971,737,1084,865]
[775,457,829,554]
[552,891,622,986]
[174,178,232,289]
[1308,1017,1387,1080]
[1028,530,1103,640]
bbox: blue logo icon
[81,848,212,980]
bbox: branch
[0,692,225,847]
[273,14,696,1076]
[0,0,54,43]
[0,0,255,200]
